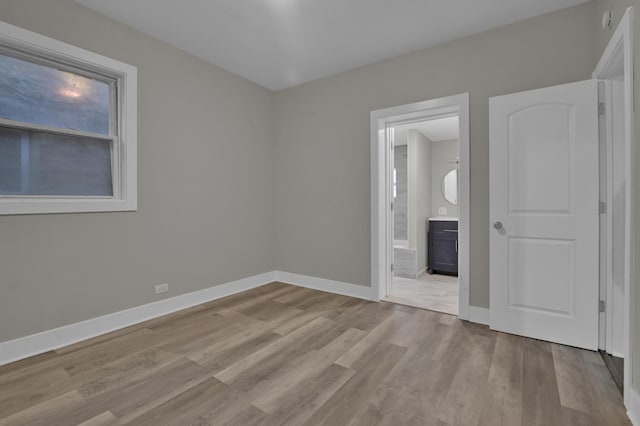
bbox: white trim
[0,20,137,215]
[593,6,635,410]
[0,270,378,367]
[275,271,375,301]
[0,271,277,367]
[468,306,490,326]
[628,386,640,426]
[0,266,497,367]
[370,93,470,319]
[609,351,626,359]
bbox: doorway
[370,93,470,319]
[384,117,460,315]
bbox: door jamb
[592,6,635,410]
[370,93,470,319]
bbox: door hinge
[599,201,606,214]
[599,300,606,313]
[599,102,606,116]
[391,202,394,211]
[391,264,394,272]
[390,141,394,150]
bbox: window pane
[0,53,110,135]
[0,127,113,196]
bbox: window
[0,21,137,215]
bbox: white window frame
[0,20,137,215]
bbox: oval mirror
[442,169,458,206]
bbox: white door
[489,80,599,350]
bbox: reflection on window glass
[0,127,113,196]
[0,53,110,135]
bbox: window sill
[0,198,137,215]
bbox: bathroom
[387,116,460,315]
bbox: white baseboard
[0,271,277,367]
[0,270,374,367]
[468,306,490,325]
[275,271,375,301]
[628,386,640,425]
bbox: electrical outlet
[155,283,169,295]
[438,207,447,215]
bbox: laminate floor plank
[0,283,629,426]
[73,348,180,399]
[0,367,75,419]
[435,332,496,425]
[478,333,524,426]
[335,310,412,369]
[521,340,565,426]
[258,363,355,426]
[551,343,598,415]
[80,357,207,419]
[123,376,264,426]
[238,299,303,323]
[252,327,366,413]
[350,404,451,426]
[367,320,473,422]
[581,356,632,425]
[187,327,283,371]
[61,329,159,377]
[385,308,441,348]
[215,317,338,390]
[201,283,296,314]
[77,411,121,426]
[303,342,407,426]
[0,351,60,376]
[0,391,88,426]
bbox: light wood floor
[387,273,459,315]
[0,283,629,426]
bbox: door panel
[490,80,599,350]
[509,105,573,214]
[508,237,574,316]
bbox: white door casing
[371,93,470,319]
[490,80,599,350]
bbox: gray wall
[274,2,597,307]
[393,145,408,241]
[0,0,276,343]
[411,130,432,273]
[431,139,459,218]
[593,0,640,391]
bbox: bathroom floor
[386,273,458,315]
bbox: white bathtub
[394,240,409,249]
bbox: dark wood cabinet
[427,220,458,276]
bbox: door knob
[493,221,503,230]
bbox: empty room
[0,0,638,425]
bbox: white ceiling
[74,0,589,91]
[394,116,459,143]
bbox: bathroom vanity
[427,218,458,276]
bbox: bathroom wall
[411,130,433,273]
[393,142,408,241]
[431,139,459,217]
[395,129,432,278]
